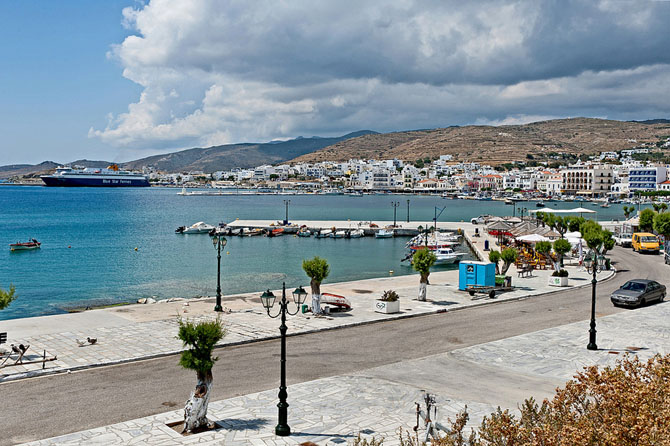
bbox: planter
[548,276,569,287]
[375,299,400,314]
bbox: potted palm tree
[375,289,400,314]
[302,256,330,315]
[177,317,226,433]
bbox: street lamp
[583,250,606,350]
[406,199,410,223]
[283,199,291,225]
[391,201,399,227]
[211,235,227,312]
[260,283,308,436]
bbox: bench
[0,332,6,345]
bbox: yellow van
[632,232,660,253]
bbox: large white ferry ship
[40,164,150,187]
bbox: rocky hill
[290,118,670,165]
[121,131,376,173]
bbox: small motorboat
[297,227,311,237]
[348,229,364,238]
[10,239,41,251]
[433,247,466,265]
[320,292,352,312]
[267,228,284,237]
[314,229,333,238]
[177,222,215,234]
[246,228,264,237]
[375,229,393,238]
[332,230,346,238]
[536,201,545,208]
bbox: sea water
[0,186,631,320]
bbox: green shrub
[380,290,399,302]
[177,317,225,374]
[0,284,16,311]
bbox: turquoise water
[0,186,634,320]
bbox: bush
[552,269,569,277]
[380,290,399,302]
[177,317,226,374]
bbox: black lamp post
[391,201,399,227]
[406,199,410,222]
[583,250,606,350]
[212,234,227,312]
[260,283,308,436]
[283,199,291,225]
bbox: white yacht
[176,222,215,234]
[433,247,466,265]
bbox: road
[2,248,666,445]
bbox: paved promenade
[23,300,669,446]
[0,257,609,383]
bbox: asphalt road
[2,248,667,445]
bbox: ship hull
[41,176,150,187]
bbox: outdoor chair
[517,264,534,278]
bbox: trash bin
[475,227,479,235]
[484,239,489,251]
[302,304,309,314]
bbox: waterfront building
[561,163,613,197]
[657,180,670,191]
[628,166,667,191]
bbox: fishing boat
[375,228,394,238]
[314,229,333,238]
[246,228,264,237]
[433,247,466,265]
[176,222,215,234]
[297,227,311,237]
[348,229,364,238]
[267,228,284,237]
[10,239,41,251]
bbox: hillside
[290,118,670,164]
[121,131,377,172]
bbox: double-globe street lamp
[391,201,400,227]
[583,250,606,350]
[260,283,308,436]
[212,234,227,312]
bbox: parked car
[631,232,660,254]
[610,279,666,307]
[614,233,632,248]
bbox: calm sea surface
[0,186,636,320]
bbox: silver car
[610,279,666,307]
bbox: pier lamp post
[283,200,291,225]
[391,201,400,227]
[583,250,606,350]
[260,283,308,436]
[406,199,410,223]
[212,234,227,312]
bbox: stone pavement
[23,300,669,446]
[0,259,610,382]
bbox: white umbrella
[517,233,551,243]
[565,231,582,238]
[529,207,596,214]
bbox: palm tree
[177,317,226,433]
[302,256,330,315]
[413,248,436,301]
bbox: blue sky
[0,1,139,164]
[1,1,670,166]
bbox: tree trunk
[418,273,429,301]
[311,279,321,315]
[418,282,427,301]
[501,261,512,275]
[183,370,213,433]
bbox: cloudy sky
[2,0,670,165]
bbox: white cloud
[91,0,670,150]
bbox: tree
[488,250,502,275]
[639,208,656,232]
[302,256,330,315]
[534,241,554,270]
[653,212,670,249]
[412,248,436,301]
[0,284,17,310]
[177,317,226,433]
[500,248,518,275]
[623,205,635,219]
[553,238,573,269]
[567,216,584,233]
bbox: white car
[614,233,633,247]
[470,216,486,224]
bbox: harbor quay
[18,300,670,446]
[0,222,585,382]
